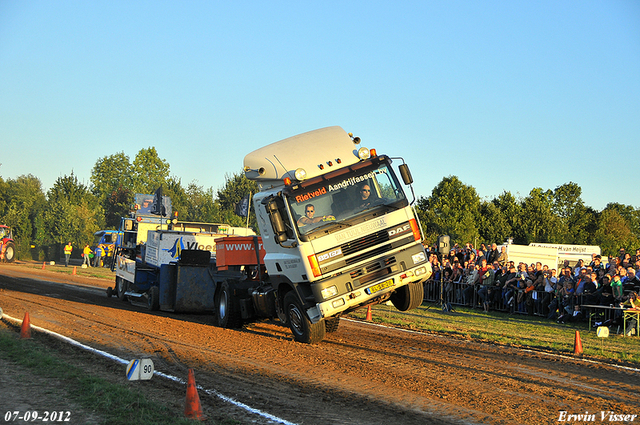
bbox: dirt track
[1,262,639,425]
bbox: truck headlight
[321,285,338,299]
[412,252,426,264]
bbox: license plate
[365,279,394,295]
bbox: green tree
[478,200,511,245]
[551,182,593,244]
[416,176,481,246]
[163,176,188,221]
[91,149,172,227]
[594,209,635,256]
[48,172,91,205]
[183,182,220,223]
[91,152,134,199]
[91,152,135,228]
[0,175,7,217]
[604,203,640,242]
[104,186,133,229]
[519,188,561,244]
[491,191,522,243]
[132,147,170,194]
[578,206,599,245]
[215,173,259,230]
[1,175,46,258]
[39,174,103,260]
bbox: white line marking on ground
[1,312,297,425]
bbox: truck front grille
[350,256,397,286]
[341,229,389,256]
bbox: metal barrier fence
[422,279,590,318]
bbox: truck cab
[244,126,431,342]
[92,230,121,267]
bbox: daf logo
[318,248,342,262]
[388,224,410,237]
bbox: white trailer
[500,243,559,269]
[529,243,601,268]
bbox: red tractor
[0,225,16,262]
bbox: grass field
[346,302,640,365]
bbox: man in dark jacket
[486,243,500,265]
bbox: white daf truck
[237,126,431,342]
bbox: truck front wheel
[216,281,242,328]
[390,281,424,311]
[284,292,326,344]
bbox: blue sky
[1,1,638,211]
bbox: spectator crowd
[422,243,640,335]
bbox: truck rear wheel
[325,316,340,333]
[216,281,242,328]
[147,286,159,311]
[116,277,128,301]
[390,281,424,311]
[284,292,325,344]
[3,242,15,262]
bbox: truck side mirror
[267,200,288,243]
[124,220,133,231]
[399,164,413,185]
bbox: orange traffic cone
[184,368,205,420]
[72,266,77,275]
[574,330,583,355]
[365,305,372,321]
[41,262,46,270]
[20,312,31,339]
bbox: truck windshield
[93,233,104,246]
[286,159,407,236]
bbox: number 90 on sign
[126,359,154,381]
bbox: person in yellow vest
[64,242,73,267]
[82,244,92,267]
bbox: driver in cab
[297,204,334,227]
[359,184,374,208]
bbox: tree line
[1,150,638,261]
[415,176,639,256]
[0,147,258,260]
